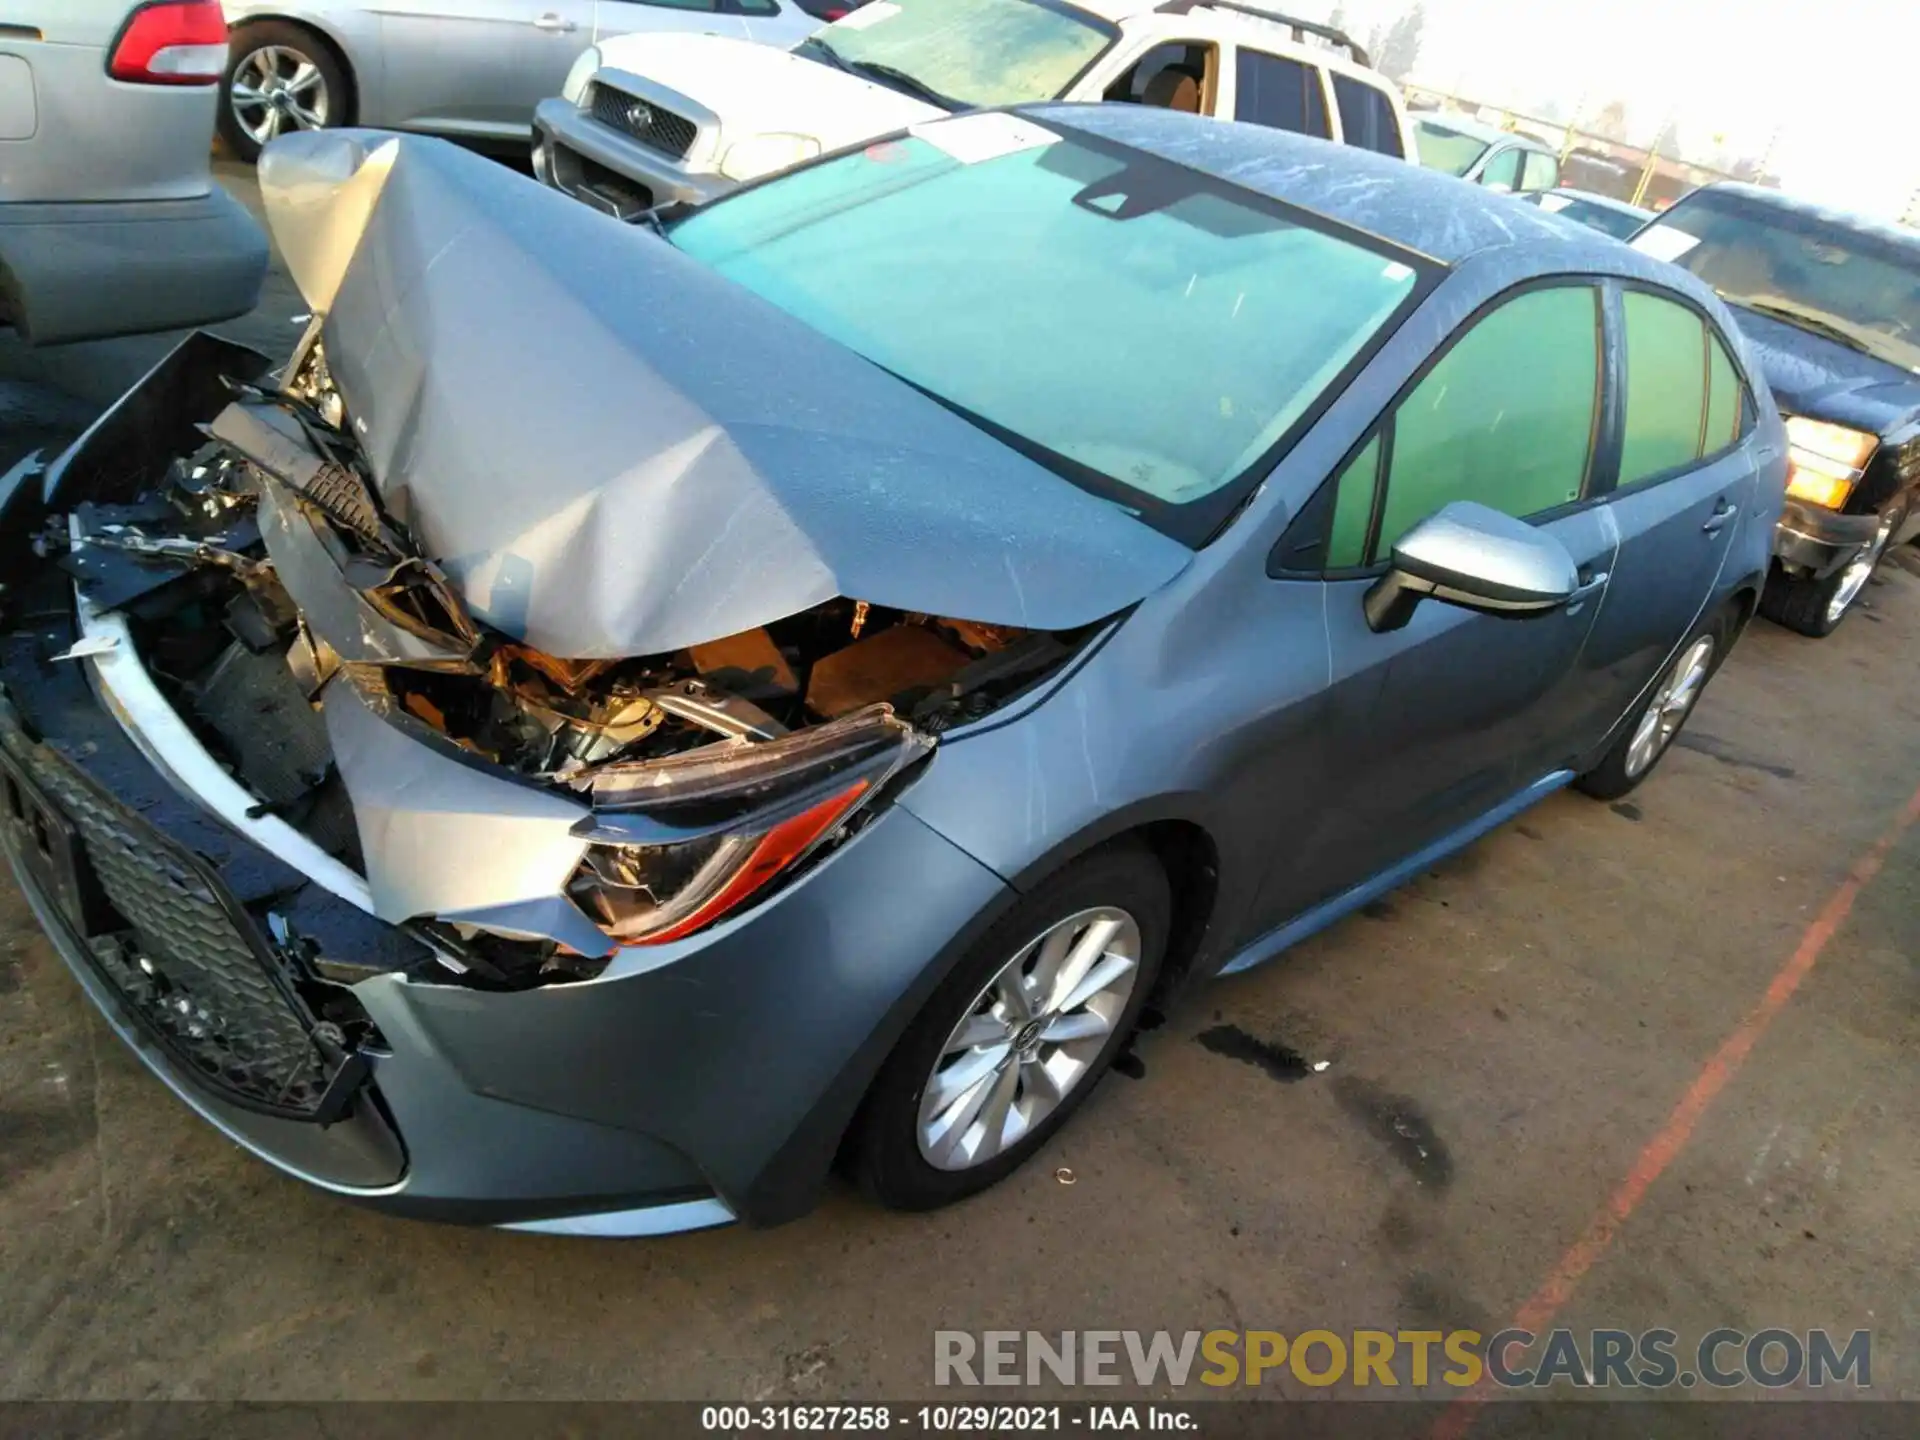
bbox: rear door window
[1234,49,1330,138]
[1618,292,1710,484]
[1619,291,1749,484]
[1326,286,1602,566]
[1702,332,1744,453]
[1331,74,1402,157]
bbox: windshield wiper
[796,36,964,111]
[795,36,857,75]
[844,61,965,112]
[1733,298,1881,358]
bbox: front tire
[1575,609,1729,801]
[1760,504,1901,638]
[218,22,350,163]
[847,842,1169,1211]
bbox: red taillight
[822,7,851,16]
[108,1,228,85]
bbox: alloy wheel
[917,906,1142,1172]
[1624,634,1716,779]
[229,45,331,147]
[1824,512,1896,627]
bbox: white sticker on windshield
[1382,261,1413,282]
[1632,226,1703,263]
[832,2,899,29]
[910,112,1060,166]
[1537,193,1573,213]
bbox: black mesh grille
[7,732,336,1116]
[587,83,698,160]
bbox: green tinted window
[1619,291,1708,485]
[1372,287,1598,559]
[1325,434,1381,568]
[1703,334,1742,453]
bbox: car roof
[1414,112,1551,152]
[1066,0,1387,80]
[1685,182,1920,258]
[1026,103,1677,272]
[1548,188,1653,217]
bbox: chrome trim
[500,1196,736,1237]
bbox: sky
[1314,0,1920,220]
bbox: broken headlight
[566,705,932,944]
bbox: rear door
[1223,44,1333,140]
[1554,285,1758,753]
[595,0,749,43]
[1255,282,1617,929]
[725,0,827,46]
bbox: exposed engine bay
[36,331,1092,986]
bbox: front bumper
[1772,497,1881,579]
[533,95,736,219]
[0,187,267,346]
[0,337,1015,1233]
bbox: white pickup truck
[532,0,1416,219]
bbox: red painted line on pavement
[1431,778,1920,1440]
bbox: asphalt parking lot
[2,163,1919,1416]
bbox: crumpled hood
[255,130,1190,659]
[592,31,941,153]
[1729,306,1920,437]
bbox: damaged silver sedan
[0,106,1776,1232]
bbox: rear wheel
[218,22,350,163]
[847,843,1168,1211]
[1760,505,1900,638]
[1575,609,1728,801]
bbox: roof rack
[1155,2,1371,67]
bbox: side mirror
[1363,501,1580,634]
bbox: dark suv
[1632,184,1920,635]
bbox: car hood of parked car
[1730,305,1920,438]
[254,129,1189,660]
[591,31,943,157]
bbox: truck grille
[587,83,698,160]
[3,725,338,1118]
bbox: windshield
[1413,119,1489,177]
[804,0,1117,110]
[668,114,1425,545]
[1634,190,1920,372]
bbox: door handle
[1565,569,1608,610]
[1701,500,1736,535]
[532,12,577,32]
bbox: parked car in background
[1525,187,1652,240]
[216,0,828,161]
[1633,184,1920,635]
[532,0,1415,219]
[1414,113,1559,194]
[0,0,266,344]
[0,108,1780,1233]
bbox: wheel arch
[227,12,361,126]
[998,801,1230,1007]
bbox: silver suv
[0,1,266,345]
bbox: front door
[376,1,596,135]
[1254,282,1618,930]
